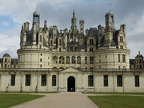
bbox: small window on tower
[59,39,61,45]
[120,46,123,49]
[51,40,53,46]
[90,39,94,45]
[59,48,61,52]
[120,36,123,42]
[40,35,42,41]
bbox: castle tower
[104,12,115,47]
[79,20,84,34]
[33,11,40,25]
[32,11,40,45]
[71,11,77,30]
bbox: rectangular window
[59,48,61,52]
[120,36,123,42]
[41,74,47,86]
[40,65,42,68]
[40,58,42,62]
[85,57,87,64]
[122,54,126,62]
[90,56,94,64]
[120,45,123,49]
[11,75,15,86]
[90,48,93,52]
[117,75,122,87]
[135,75,140,87]
[25,74,31,86]
[51,40,52,46]
[88,75,94,86]
[90,39,94,45]
[59,39,61,45]
[104,75,108,86]
[118,54,120,62]
[52,75,56,86]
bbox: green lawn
[89,95,144,108]
[86,92,144,95]
[0,94,44,108]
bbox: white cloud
[1,22,9,26]
[0,0,144,59]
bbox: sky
[0,0,144,58]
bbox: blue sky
[0,0,144,58]
[0,15,20,33]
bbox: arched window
[77,56,81,64]
[88,75,93,86]
[75,47,77,51]
[85,57,87,64]
[72,56,76,64]
[70,47,73,51]
[53,56,58,64]
[59,56,64,64]
[52,75,56,86]
[66,56,70,64]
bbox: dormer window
[120,36,123,42]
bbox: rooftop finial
[73,10,75,17]
[36,5,38,11]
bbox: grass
[0,94,44,108]
[89,95,144,108]
[86,92,144,95]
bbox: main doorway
[67,76,75,92]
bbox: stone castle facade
[0,11,143,92]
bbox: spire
[110,4,111,12]
[73,10,75,18]
[71,11,77,30]
[44,20,47,28]
[139,51,140,55]
[36,5,38,11]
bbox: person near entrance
[71,88,73,91]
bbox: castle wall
[0,69,144,92]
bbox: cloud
[1,21,9,26]
[0,0,144,59]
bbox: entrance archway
[67,76,75,92]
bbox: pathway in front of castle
[10,92,99,108]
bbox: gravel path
[10,92,99,108]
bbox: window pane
[41,74,47,86]
[25,74,31,86]
[117,75,122,87]
[11,75,15,86]
[104,75,108,86]
[52,75,56,86]
[135,75,139,87]
[88,75,93,86]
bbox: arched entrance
[67,76,75,92]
